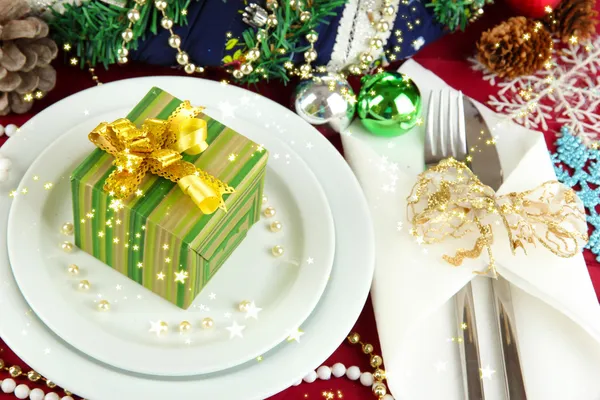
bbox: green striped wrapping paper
[71,87,268,309]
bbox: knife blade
[462,97,527,399]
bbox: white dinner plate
[0,76,374,399]
[7,114,335,376]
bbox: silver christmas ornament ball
[294,73,356,133]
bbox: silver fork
[424,89,484,400]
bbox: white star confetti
[397,222,403,231]
[480,365,496,380]
[306,257,314,265]
[149,320,169,336]
[226,321,246,339]
[209,292,216,300]
[287,328,304,343]
[224,312,232,319]
[218,101,236,119]
[115,284,122,291]
[306,142,314,149]
[44,348,51,355]
[273,153,280,160]
[244,302,262,320]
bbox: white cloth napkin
[341,59,600,400]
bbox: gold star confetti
[570,35,578,44]
[9,190,17,198]
[162,244,169,250]
[124,243,129,248]
[69,57,78,65]
[545,5,553,13]
[165,257,171,263]
[466,155,473,162]
[32,175,39,181]
[149,320,168,336]
[116,219,122,225]
[225,31,232,38]
[256,356,263,362]
[23,93,33,102]
[21,188,28,194]
[63,43,72,51]
[133,245,139,251]
[157,271,165,280]
[461,322,468,330]
[98,232,104,238]
[181,9,188,16]
[287,328,304,342]
[228,153,237,162]
[44,182,53,190]
[34,91,43,99]
[113,238,120,244]
[416,117,423,126]
[135,233,141,238]
[137,262,143,268]
[135,189,143,196]
[141,226,146,230]
[522,33,530,41]
[174,269,188,283]
[256,145,265,153]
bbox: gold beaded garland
[0,359,4,369]
[362,343,374,354]
[46,380,56,389]
[347,332,389,400]
[348,332,361,344]
[370,354,383,368]
[176,52,189,65]
[372,382,387,397]
[168,34,181,48]
[8,365,21,377]
[179,320,192,333]
[27,370,41,382]
[201,317,214,329]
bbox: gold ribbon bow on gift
[407,158,588,278]
[89,101,234,214]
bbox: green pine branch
[48,0,191,68]
[427,0,492,32]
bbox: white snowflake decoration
[470,36,600,144]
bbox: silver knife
[463,97,527,399]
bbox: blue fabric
[130,0,445,68]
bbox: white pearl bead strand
[295,363,394,399]
[0,380,68,400]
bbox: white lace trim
[328,0,401,72]
[328,0,360,72]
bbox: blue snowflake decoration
[551,126,600,261]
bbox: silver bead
[154,0,167,10]
[264,206,276,217]
[304,49,317,62]
[294,72,356,133]
[242,3,268,28]
[233,69,244,79]
[256,29,268,42]
[168,34,181,48]
[161,17,174,29]
[271,245,284,257]
[246,48,261,61]
[121,29,133,42]
[127,8,140,22]
[117,47,129,57]
[184,63,196,74]
[241,63,253,75]
[266,14,278,27]
[306,31,318,43]
[176,52,189,65]
[299,11,311,22]
[270,221,282,232]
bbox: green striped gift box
[71,87,268,309]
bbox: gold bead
[127,8,140,22]
[362,343,374,354]
[238,300,251,312]
[176,52,189,65]
[9,365,21,377]
[97,300,110,311]
[64,390,73,396]
[67,264,79,275]
[360,52,374,64]
[299,64,312,76]
[304,49,317,62]
[117,48,129,57]
[241,63,254,75]
[27,370,41,382]
[0,358,4,369]
[266,14,278,27]
[370,38,384,49]
[348,64,362,75]
[269,221,282,232]
[201,317,214,329]
[154,0,167,10]
[168,35,181,48]
[376,21,390,32]
[347,332,360,344]
[196,66,205,73]
[121,29,133,42]
[370,354,383,368]
[271,245,284,257]
[383,5,395,16]
[46,380,56,389]
[246,48,261,61]
[262,195,268,204]
[61,222,74,236]
[184,63,196,74]
[179,320,192,333]
[61,241,74,253]
[360,63,370,71]
[372,382,387,397]
[78,280,91,290]
[256,29,267,42]
[373,368,386,381]
[306,31,318,43]
[264,206,276,218]
[118,56,129,64]
[233,69,244,79]
[135,0,146,4]
[299,11,311,22]
[161,17,173,29]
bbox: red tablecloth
[1,3,599,399]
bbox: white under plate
[0,76,374,400]
[7,109,335,376]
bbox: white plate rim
[0,76,374,400]
[6,121,336,376]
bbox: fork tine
[425,90,436,163]
[447,90,456,159]
[456,91,467,161]
[437,90,446,158]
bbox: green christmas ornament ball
[357,72,422,137]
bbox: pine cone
[476,16,552,79]
[0,0,58,115]
[546,0,597,43]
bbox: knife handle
[455,282,485,400]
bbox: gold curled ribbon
[406,158,588,277]
[89,101,234,214]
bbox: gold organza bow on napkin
[407,158,588,277]
[89,101,234,214]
